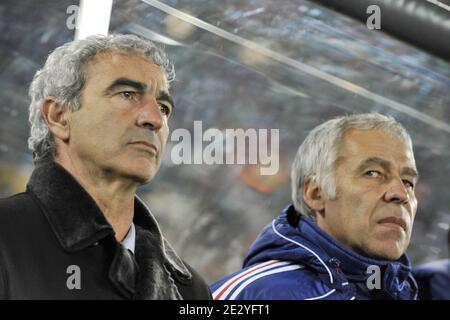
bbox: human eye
[120,91,139,101]
[402,179,414,189]
[364,170,382,178]
[158,102,172,117]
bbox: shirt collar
[121,223,136,254]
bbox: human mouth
[130,141,158,154]
[377,216,407,232]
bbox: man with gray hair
[0,34,211,299]
[211,113,419,300]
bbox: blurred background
[0,0,449,284]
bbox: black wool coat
[0,161,211,300]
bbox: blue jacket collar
[244,205,418,299]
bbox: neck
[55,154,136,242]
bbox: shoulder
[0,192,42,299]
[0,256,5,300]
[414,259,450,276]
[0,233,5,299]
[211,260,336,300]
[0,192,40,229]
[174,261,212,300]
[0,191,45,253]
[414,259,450,300]
[0,192,37,218]
[0,192,34,229]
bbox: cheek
[70,114,97,145]
[73,109,104,135]
[409,197,418,220]
[75,113,126,153]
[336,182,366,211]
[346,180,384,212]
[159,125,169,150]
[340,190,378,230]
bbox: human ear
[40,97,71,142]
[303,179,326,215]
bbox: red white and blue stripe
[212,260,303,300]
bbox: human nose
[384,177,409,205]
[136,96,163,131]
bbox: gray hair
[291,113,413,218]
[28,34,175,162]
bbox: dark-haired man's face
[317,129,418,260]
[66,52,173,184]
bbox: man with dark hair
[414,229,450,299]
[0,34,211,300]
[211,113,419,300]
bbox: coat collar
[27,161,191,299]
[27,161,114,252]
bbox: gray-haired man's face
[64,52,172,184]
[315,128,418,260]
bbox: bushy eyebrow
[157,91,175,110]
[357,157,419,180]
[401,167,419,180]
[103,78,147,95]
[103,77,175,109]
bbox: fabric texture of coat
[0,161,211,300]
